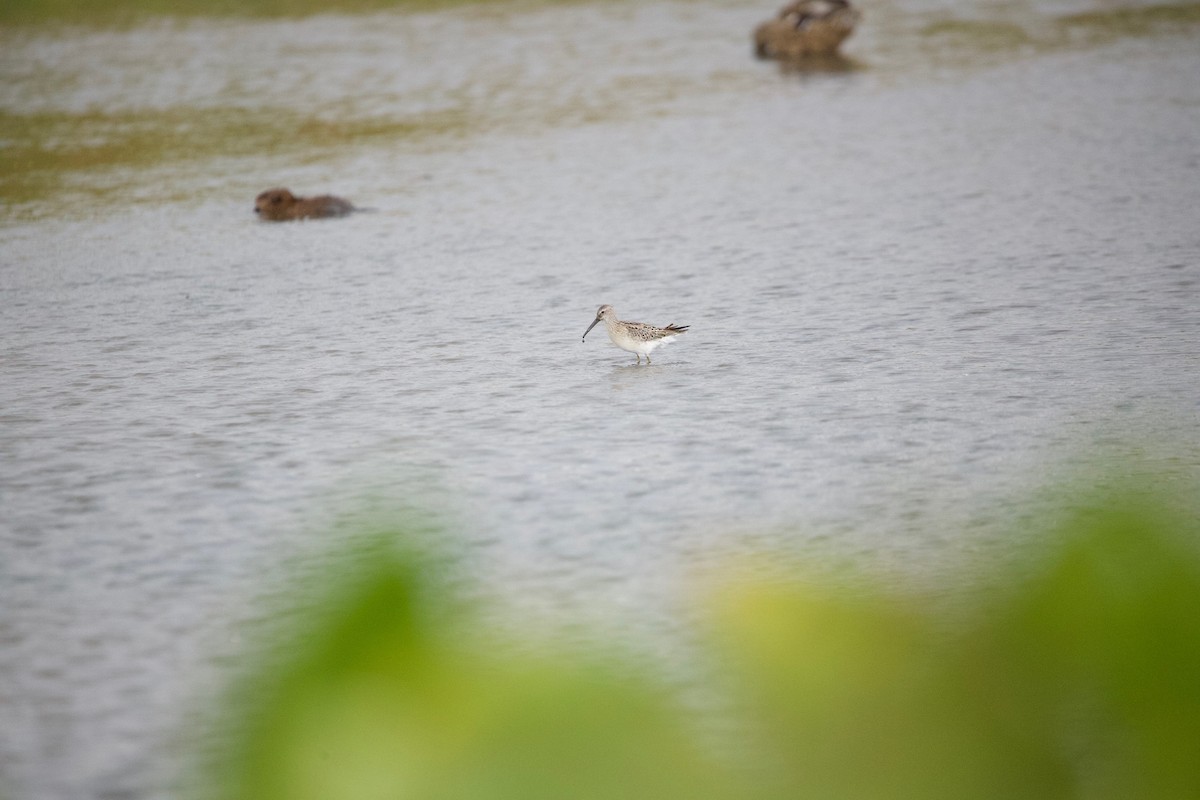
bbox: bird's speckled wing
[622,321,689,341]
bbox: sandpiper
[582,305,689,364]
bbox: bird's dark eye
[272,195,282,204]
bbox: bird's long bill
[582,316,601,342]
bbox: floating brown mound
[254,188,354,221]
[754,0,861,60]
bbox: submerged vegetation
[3,1,1199,219]
[920,1,1200,53]
[4,0,1199,29]
[0,0,492,27]
[0,107,470,215]
[205,486,1200,799]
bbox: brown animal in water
[254,188,354,221]
[754,0,861,60]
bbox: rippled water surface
[3,1,1200,797]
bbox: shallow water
[3,1,1200,797]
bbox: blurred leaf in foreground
[207,484,1200,799]
[210,534,735,800]
[709,487,1200,800]
[708,576,1070,799]
[982,495,1200,798]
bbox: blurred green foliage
[711,492,1200,799]
[211,536,737,800]
[208,489,1200,799]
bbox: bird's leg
[646,354,652,364]
[635,353,642,364]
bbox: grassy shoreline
[5,0,1200,27]
[0,0,620,28]
[4,1,1198,220]
[0,106,473,219]
[0,0,489,27]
